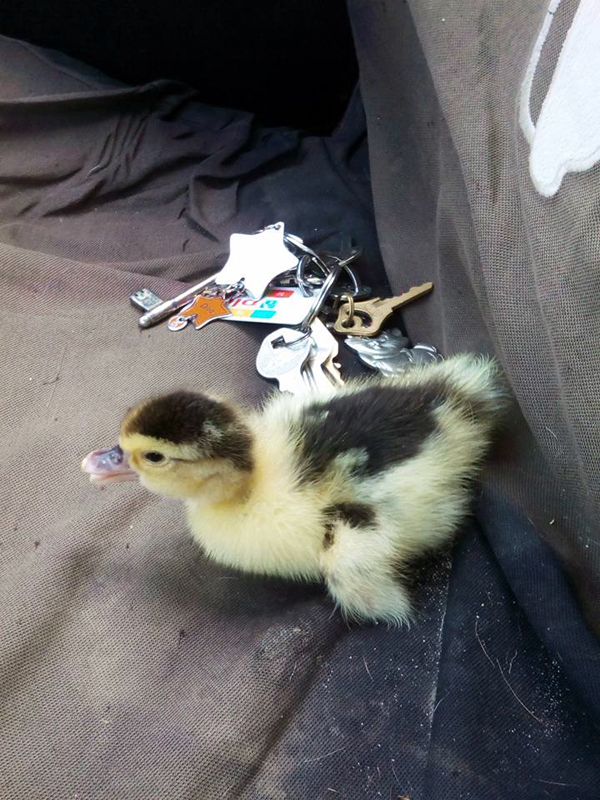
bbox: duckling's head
[82,391,254,504]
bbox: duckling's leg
[320,519,413,626]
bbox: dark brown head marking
[125,391,254,470]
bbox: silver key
[294,255,345,392]
[322,356,344,388]
[313,318,344,387]
[303,343,335,392]
[303,319,344,391]
[256,328,312,394]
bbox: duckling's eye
[144,452,165,464]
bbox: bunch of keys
[130,223,366,330]
[255,256,352,395]
[128,220,438,396]
[255,278,440,394]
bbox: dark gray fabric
[347,0,600,794]
[1,3,600,797]
[349,0,600,629]
[0,0,358,132]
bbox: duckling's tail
[430,352,509,424]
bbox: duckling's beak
[81,444,137,485]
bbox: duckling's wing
[296,381,445,481]
[295,355,504,482]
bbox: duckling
[82,354,506,625]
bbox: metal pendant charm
[345,330,443,376]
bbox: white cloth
[520,0,600,197]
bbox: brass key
[333,282,433,337]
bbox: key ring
[204,280,244,300]
[336,292,355,329]
[298,259,344,333]
[284,233,330,277]
[272,328,312,349]
[295,254,317,296]
[273,259,344,348]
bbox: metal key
[303,318,344,391]
[333,282,434,337]
[257,250,348,395]
[256,328,313,394]
[322,355,344,388]
[315,318,345,388]
[303,325,334,392]
[303,342,334,392]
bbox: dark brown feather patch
[298,383,444,480]
[322,502,376,549]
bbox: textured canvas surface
[1,2,599,796]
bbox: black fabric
[1,4,600,798]
[347,0,600,795]
[0,0,357,132]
